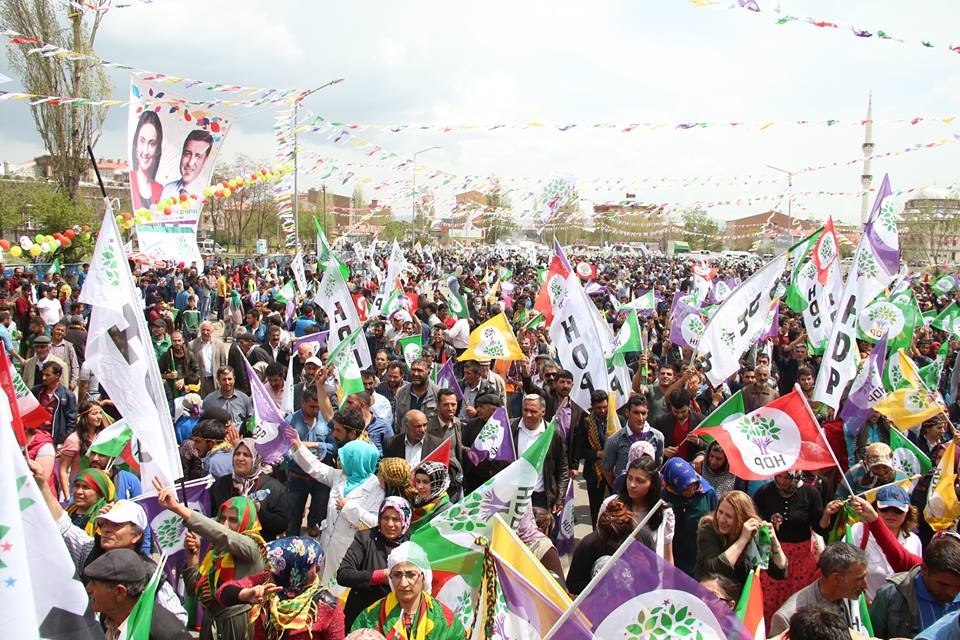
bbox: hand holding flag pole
[796,384,858,499]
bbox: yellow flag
[925,441,960,532]
[484,280,500,307]
[606,389,620,437]
[459,313,527,362]
[489,514,572,612]
[874,351,945,429]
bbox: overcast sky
[2,0,960,225]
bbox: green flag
[932,274,958,296]
[313,216,334,264]
[612,310,642,356]
[889,428,933,477]
[398,334,423,366]
[522,312,545,330]
[859,289,922,355]
[498,266,513,281]
[919,341,950,390]
[326,324,366,404]
[379,288,403,318]
[122,555,165,639]
[47,258,60,275]
[693,391,745,444]
[932,302,960,337]
[274,279,296,303]
[784,227,823,313]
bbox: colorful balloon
[10,246,22,258]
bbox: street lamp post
[292,78,344,250]
[767,164,794,250]
[412,146,441,240]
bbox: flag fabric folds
[466,406,515,466]
[925,441,960,532]
[242,357,295,464]
[692,389,834,480]
[873,350,945,429]
[79,207,183,486]
[460,313,527,362]
[0,405,103,640]
[326,325,367,403]
[735,568,765,640]
[545,534,750,639]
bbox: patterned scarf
[257,537,327,640]
[66,469,115,536]
[194,496,266,608]
[231,438,265,496]
[376,592,444,640]
[584,413,606,488]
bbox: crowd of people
[10,241,960,640]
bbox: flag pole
[795,384,858,498]
[543,499,664,640]
[854,474,921,500]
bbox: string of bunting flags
[0,25,313,101]
[689,1,960,59]
[274,104,299,248]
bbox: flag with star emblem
[0,392,102,639]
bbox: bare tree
[217,155,275,251]
[1,0,110,202]
[900,190,960,266]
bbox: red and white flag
[693,389,834,480]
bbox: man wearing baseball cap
[27,458,188,623]
[838,442,909,498]
[84,549,191,639]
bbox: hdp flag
[242,356,295,464]
[925,441,960,532]
[873,350,945,429]
[735,568,765,640]
[692,389,834,480]
[466,406,515,466]
[460,313,527,362]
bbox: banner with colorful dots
[127,79,232,231]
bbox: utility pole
[321,184,327,242]
[412,146,441,240]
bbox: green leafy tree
[1,0,111,202]
[681,206,722,251]
[482,177,516,244]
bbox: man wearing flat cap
[84,549,192,640]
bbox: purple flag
[137,477,212,565]
[435,359,463,402]
[243,357,295,464]
[864,174,899,274]
[669,293,703,350]
[292,330,329,354]
[760,300,781,341]
[555,479,576,555]
[839,335,888,435]
[553,238,572,273]
[467,406,516,466]
[548,537,750,639]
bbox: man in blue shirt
[345,390,394,455]
[284,386,336,537]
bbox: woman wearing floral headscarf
[338,497,414,629]
[154,477,268,640]
[66,468,116,536]
[661,457,717,576]
[352,541,464,640]
[211,438,289,541]
[217,537,345,640]
[283,426,385,590]
[409,462,451,534]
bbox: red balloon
[163,206,172,215]
[61,238,71,247]
[64,229,76,239]
[0,240,10,251]
[179,192,188,202]
[215,190,224,198]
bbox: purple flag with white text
[669,293,704,350]
[555,479,576,555]
[839,335,888,436]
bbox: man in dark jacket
[654,388,705,463]
[84,548,192,640]
[871,533,960,639]
[32,360,77,446]
[510,393,569,516]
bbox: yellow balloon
[222,188,232,198]
[10,246,22,258]
[29,245,41,257]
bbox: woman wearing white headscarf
[351,542,465,639]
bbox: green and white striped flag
[932,302,960,337]
[88,419,134,459]
[326,324,366,404]
[611,310,642,356]
[274,279,296,304]
[398,334,423,366]
[890,428,932,477]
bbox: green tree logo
[626,604,705,640]
[479,328,506,357]
[736,415,781,456]
[857,251,879,279]
[155,514,184,550]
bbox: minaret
[860,93,874,225]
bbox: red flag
[0,348,26,446]
[533,254,571,326]
[419,438,451,469]
[352,294,369,322]
[812,216,838,285]
[575,262,596,280]
[692,389,834,480]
